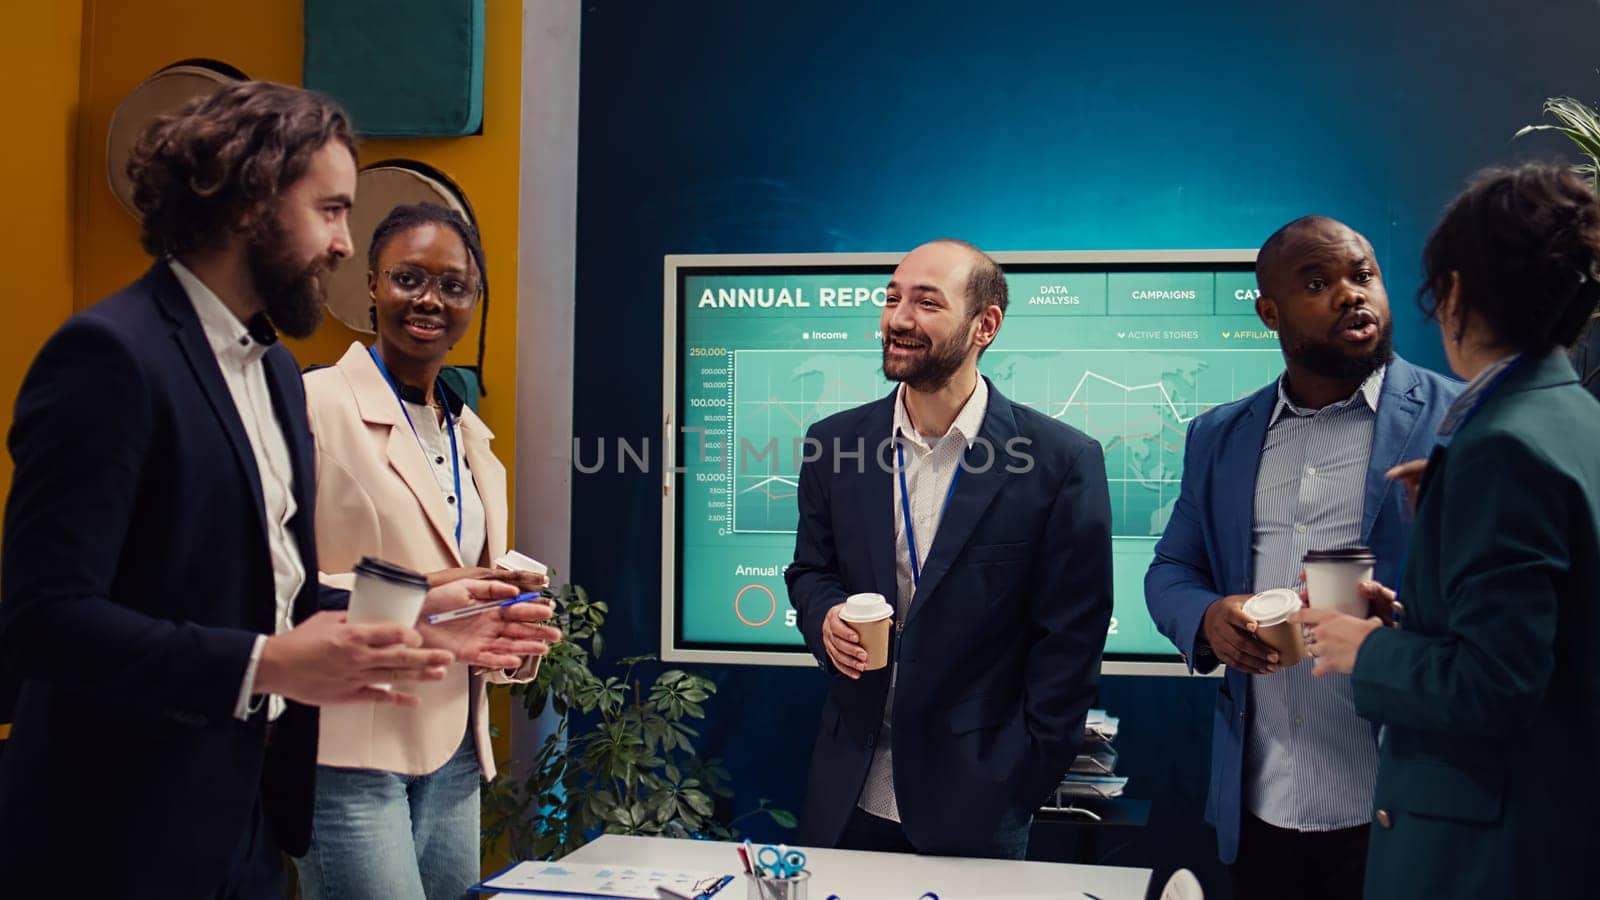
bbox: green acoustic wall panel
[303,0,485,137]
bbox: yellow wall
[73,0,522,462]
[0,2,86,503]
[11,0,526,827]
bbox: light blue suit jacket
[1143,356,1460,863]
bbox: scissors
[756,843,807,879]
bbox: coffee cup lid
[354,556,429,588]
[1243,588,1301,626]
[839,592,893,623]
[1303,546,1376,564]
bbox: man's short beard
[246,209,332,340]
[1285,323,1395,381]
[882,323,973,392]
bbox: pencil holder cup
[748,869,810,900]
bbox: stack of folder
[1047,709,1130,808]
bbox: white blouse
[400,396,488,567]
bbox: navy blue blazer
[1143,356,1460,864]
[0,264,345,897]
[786,378,1113,857]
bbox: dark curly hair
[1420,162,1600,351]
[127,80,356,259]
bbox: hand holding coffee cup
[822,594,892,679]
[838,594,893,672]
[348,557,432,689]
[1294,571,1397,677]
[1200,593,1280,674]
[821,604,866,678]
[426,564,547,594]
[1359,579,1401,626]
[1242,589,1307,668]
[1294,604,1382,677]
[254,611,451,708]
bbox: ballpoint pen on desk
[423,590,552,624]
[656,874,736,900]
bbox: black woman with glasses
[295,203,560,900]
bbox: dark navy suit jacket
[786,378,1113,857]
[0,264,345,897]
[1143,356,1459,864]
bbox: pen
[424,591,550,625]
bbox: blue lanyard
[368,346,462,551]
[896,439,964,587]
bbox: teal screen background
[675,262,1279,659]
[575,0,1600,884]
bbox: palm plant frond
[1517,95,1600,326]
[1516,95,1600,191]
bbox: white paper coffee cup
[347,557,430,690]
[839,593,893,671]
[1303,547,1376,618]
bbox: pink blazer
[304,342,532,777]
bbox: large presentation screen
[662,251,1269,673]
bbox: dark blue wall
[571,2,1599,895]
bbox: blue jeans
[295,733,482,900]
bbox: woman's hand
[1293,607,1382,676]
[416,579,560,669]
[426,565,548,594]
[1359,579,1401,627]
[1386,458,1428,511]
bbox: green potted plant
[1516,96,1600,189]
[482,581,796,861]
[1517,95,1600,391]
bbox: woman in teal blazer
[1298,162,1600,900]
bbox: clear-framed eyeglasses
[379,265,482,308]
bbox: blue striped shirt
[1244,366,1384,831]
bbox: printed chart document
[477,860,732,898]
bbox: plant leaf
[684,789,715,817]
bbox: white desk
[491,834,1152,900]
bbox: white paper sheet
[480,860,732,899]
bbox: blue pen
[424,591,549,625]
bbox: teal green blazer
[1352,350,1600,899]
